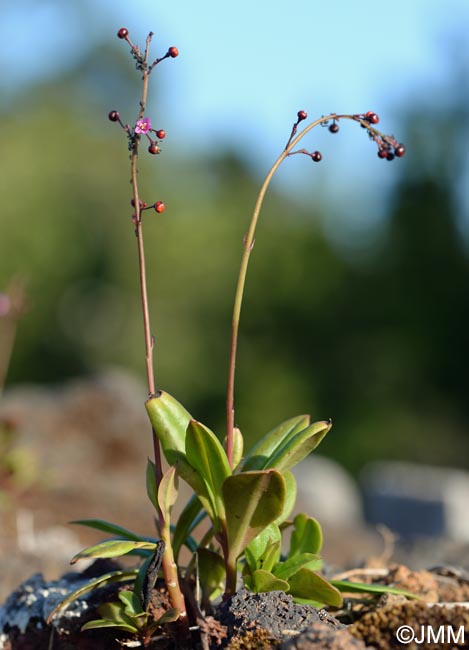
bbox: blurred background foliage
[1,35,468,475]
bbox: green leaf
[289,513,323,556]
[185,419,231,509]
[81,619,138,633]
[71,540,156,564]
[231,427,244,469]
[173,452,217,524]
[46,570,138,623]
[249,569,289,593]
[223,470,286,565]
[146,459,159,511]
[70,519,143,541]
[288,568,343,607]
[242,415,311,471]
[244,524,281,574]
[264,420,332,473]
[273,553,322,581]
[331,580,419,599]
[276,471,297,524]
[119,590,145,617]
[155,608,180,625]
[145,391,192,464]
[196,548,226,607]
[172,495,205,560]
[158,465,179,520]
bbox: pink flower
[135,117,152,134]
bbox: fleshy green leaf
[158,465,179,520]
[249,569,289,593]
[155,608,180,625]
[288,568,343,607]
[264,420,332,473]
[71,540,156,564]
[119,590,145,617]
[244,523,281,574]
[196,548,226,607]
[273,553,323,581]
[276,471,297,525]
[289,513,323,556]
[242,415,311,471]
[173,452,217,524]
[70,519,143,541]
[145,391,192,464]
[331,580,419,599]
[223,470,286,565]
[231,427,244,469]
[185,419,231,515]
[46,570,138,623]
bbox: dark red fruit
[148,144,160,154]
[108,110,120,122]
[156,130,166,139]
[329,122,339,134]
[365,111,379,124]
[386,152,395,161]
[311,151,322,162]
[297,110,307,122]
[154,201,165,213]
[168,47,179,58]
[394,144,406,157]
[117,28,129,39]
[378,149,388,159]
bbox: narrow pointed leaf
[242,415,311,471]
[288,569,343,607]
[145,391,192,464]
[185,419,231,501]
[223,470,286,564]
[146,459,159,511]
[173,452,217,524]
[71,540,156,564]
[273,553,323,581]
[290,514,323,556]
[70,519,142,541]
[46,570,138,623]
[157,465,179,520]
[250,569,289,593]
[264,420,332,473]
[331,580,419,599]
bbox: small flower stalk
[50,26,408,647]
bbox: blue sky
[1,0,468,239]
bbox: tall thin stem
[130,50,187,619]
[225,113,370,464]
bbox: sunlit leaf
[273,552,322,581]
[145,391,192,464]
[276,471,297,524]
[331,580,419,599]
[249,569,289,593]
[242,415,311,471]
[173,452,217,525]
[71,540,156,564]
[158,465,179,520]
[244,523,281,574]
[119,590,145,617]
[81,619,138,633]
[264,420,332,473]
[70,519,143,541]
[289,513,323,556]
[46,570,138,623]
[223,470,286,565]
[288,568,342,607]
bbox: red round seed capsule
[386,152,395,161]
[108,110,120,122]
[311,151,322,162]
[378,149,388,159]
[329,122,339,134]
[156,130,166,139]
[394,144,406,157]
[365,111,379,124]
[297,110,307,121]
[154,201,165,213]
[117,28,129,39]
[148,144,160,154]
[168,47,179,58]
